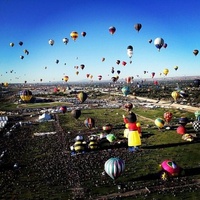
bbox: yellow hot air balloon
[20,90,32,102]
[171,91,180,102]
[63,76,69,82]
[163,68,169,76]
[3,82,8,87]
[70,31,78,41]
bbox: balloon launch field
[0,103,200,199]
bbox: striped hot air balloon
[104,157,125,180]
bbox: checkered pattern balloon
[193,121,200,133]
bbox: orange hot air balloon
[109,26,116,35]
[70,31,78,41]
[76,71,79,75]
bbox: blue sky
[1,0,200,84]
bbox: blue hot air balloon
[154,37,164,51]
[121,86,130,96]
[104,157,125,180]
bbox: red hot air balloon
[60,106,67,113]
[109,26,116,35]
[164,112,173,124]
[121,61,127,66]
[102,124,113,134]
[151,72,155,78]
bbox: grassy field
[1,106,200,200]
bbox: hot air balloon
[60,106,67,113]
[24,49,29,55]
[171,91,180,102]
[164,112,173,124]
[192,121,200,133]
[102,124,113,134]
[63,38,69,45]
[174,66,178,71]
[163,68,169,76]
[155,118,165,129]
[121,61,127,66]
[63,76,69,82]
[20,55,24,59]
[125,76,133,84]
[55,59,59,64]
[178,117,189,126]
[116,70,121,74]
[70,31,78,41]
[20,90,32,102]
[3,82,8,87]
[154,37,164,51]
[19,41,23,46]
[127,45,133,59]
[121,86,130,96]
[148,39,152,43]
[124,102,133,112]
[116,60,120,65]
[106,134,116,143]
[134,23,142,32]
[86,74,90,78]
[163,43,167,48]
[104,157,125,180]
[80,64,85,70]
[10,42,14,47]
[176,125,186,135]
[194,110,200,120]
[71,109,81,119]
[98,75,102,80]
[76,71,79,75]
[77,92,88,103]
[84,118,95,129]
[81,31,86,37]
[109,26,116,35]
[102,57,105,62]
[151,72,155,78]
[48,39,54,46]
[193,49,199,56]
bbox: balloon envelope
[71,109,81,119]
[155,118,165,128]
[77,92,88,103]
[20,90,32,102]
[109,26,116,35]
[154,37,164,50]
[193,121,200,132]
[84,118,95,129]
[104,157,125,180]
[102,124,113,134]
[164,112,173,123]
[70,31,78,41]
[176,125,186,135]
[121,86,130,96]
[171,91,180,102]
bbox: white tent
[38,113,51,122]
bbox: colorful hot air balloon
[171,91,180,102]
[77,92,88,103]
[104,157,125,180]
[48,39,54,46]
[71,109,81,119]
[164,112,173,123]
[155,118,165,129]
[63,38,69,45]
[70,31,78,41]
[60,106,67,114]
[134,23,142,32]
[193,49,199,56]
[102,124,113,134]
[194,110,200,120]
[121,86,130,96]
[84,118,95,129]
[163,68,169,76]
[20,90,32,102]
[109,26,116,35]
[63,76,69,82]
[154,37,164,51]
